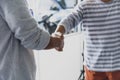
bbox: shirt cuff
[39,30,50,49]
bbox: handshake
[45,32,64,51]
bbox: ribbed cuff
[39,30,50,49]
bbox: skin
[101,0,112,3]
[45,32,64,51]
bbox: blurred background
[27,0,83,34]
[26,0,84,80]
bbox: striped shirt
[59,0,120,71]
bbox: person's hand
[52,32,64,51]
[53,25,65,51]
[45,32,64,51]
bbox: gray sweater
[0,0,50,80]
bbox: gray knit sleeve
[0,0,50,50]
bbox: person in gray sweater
[0,0,64,80]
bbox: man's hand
[54,25,65,51]
[45,25,65,51]
[52,32,64,51]
[45,32,64,51]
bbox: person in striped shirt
[55,0,120,80]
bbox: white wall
[34,33,84,80]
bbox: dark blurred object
[38,14,57,34]
[55,0,66,9]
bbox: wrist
[55,25,65,34]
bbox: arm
[53,3,83,51]
[0,0,58,50]
[56,2,83,34]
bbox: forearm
[56,3,83,33]
[1,0,51,50]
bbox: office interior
[27,0,84,80]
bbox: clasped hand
[45,32,64,51]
